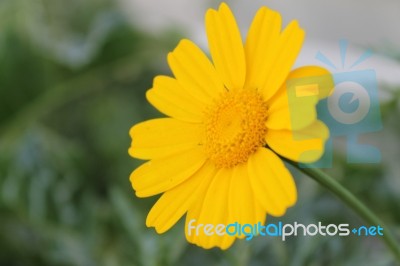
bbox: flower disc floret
[205,90,269,168]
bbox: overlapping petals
[129,2,334,250]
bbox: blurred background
[0,0,399,265]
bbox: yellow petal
[244,7,281,90]
[185,194,203,244]
[266,120,329,163]
[130,147,206,197]
[261,20,305,101]
[266,66,334,130]
[129,118,203,160]
[229,163,266,239]
[185,168,235,250]
[206,3,246,90]
[146,76,206,123]
[167,39,225,103]
[248,148,297,216]
[146,161,216,234]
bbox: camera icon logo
[316,40,382,167]
[287,40,382,168]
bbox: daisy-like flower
[129,3,333,249]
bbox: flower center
[204,89,269,168]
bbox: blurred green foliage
[0,0,400,265]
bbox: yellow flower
[129,3,333,249]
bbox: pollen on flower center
[204,89,269,168]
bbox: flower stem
[284,159,400,262]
